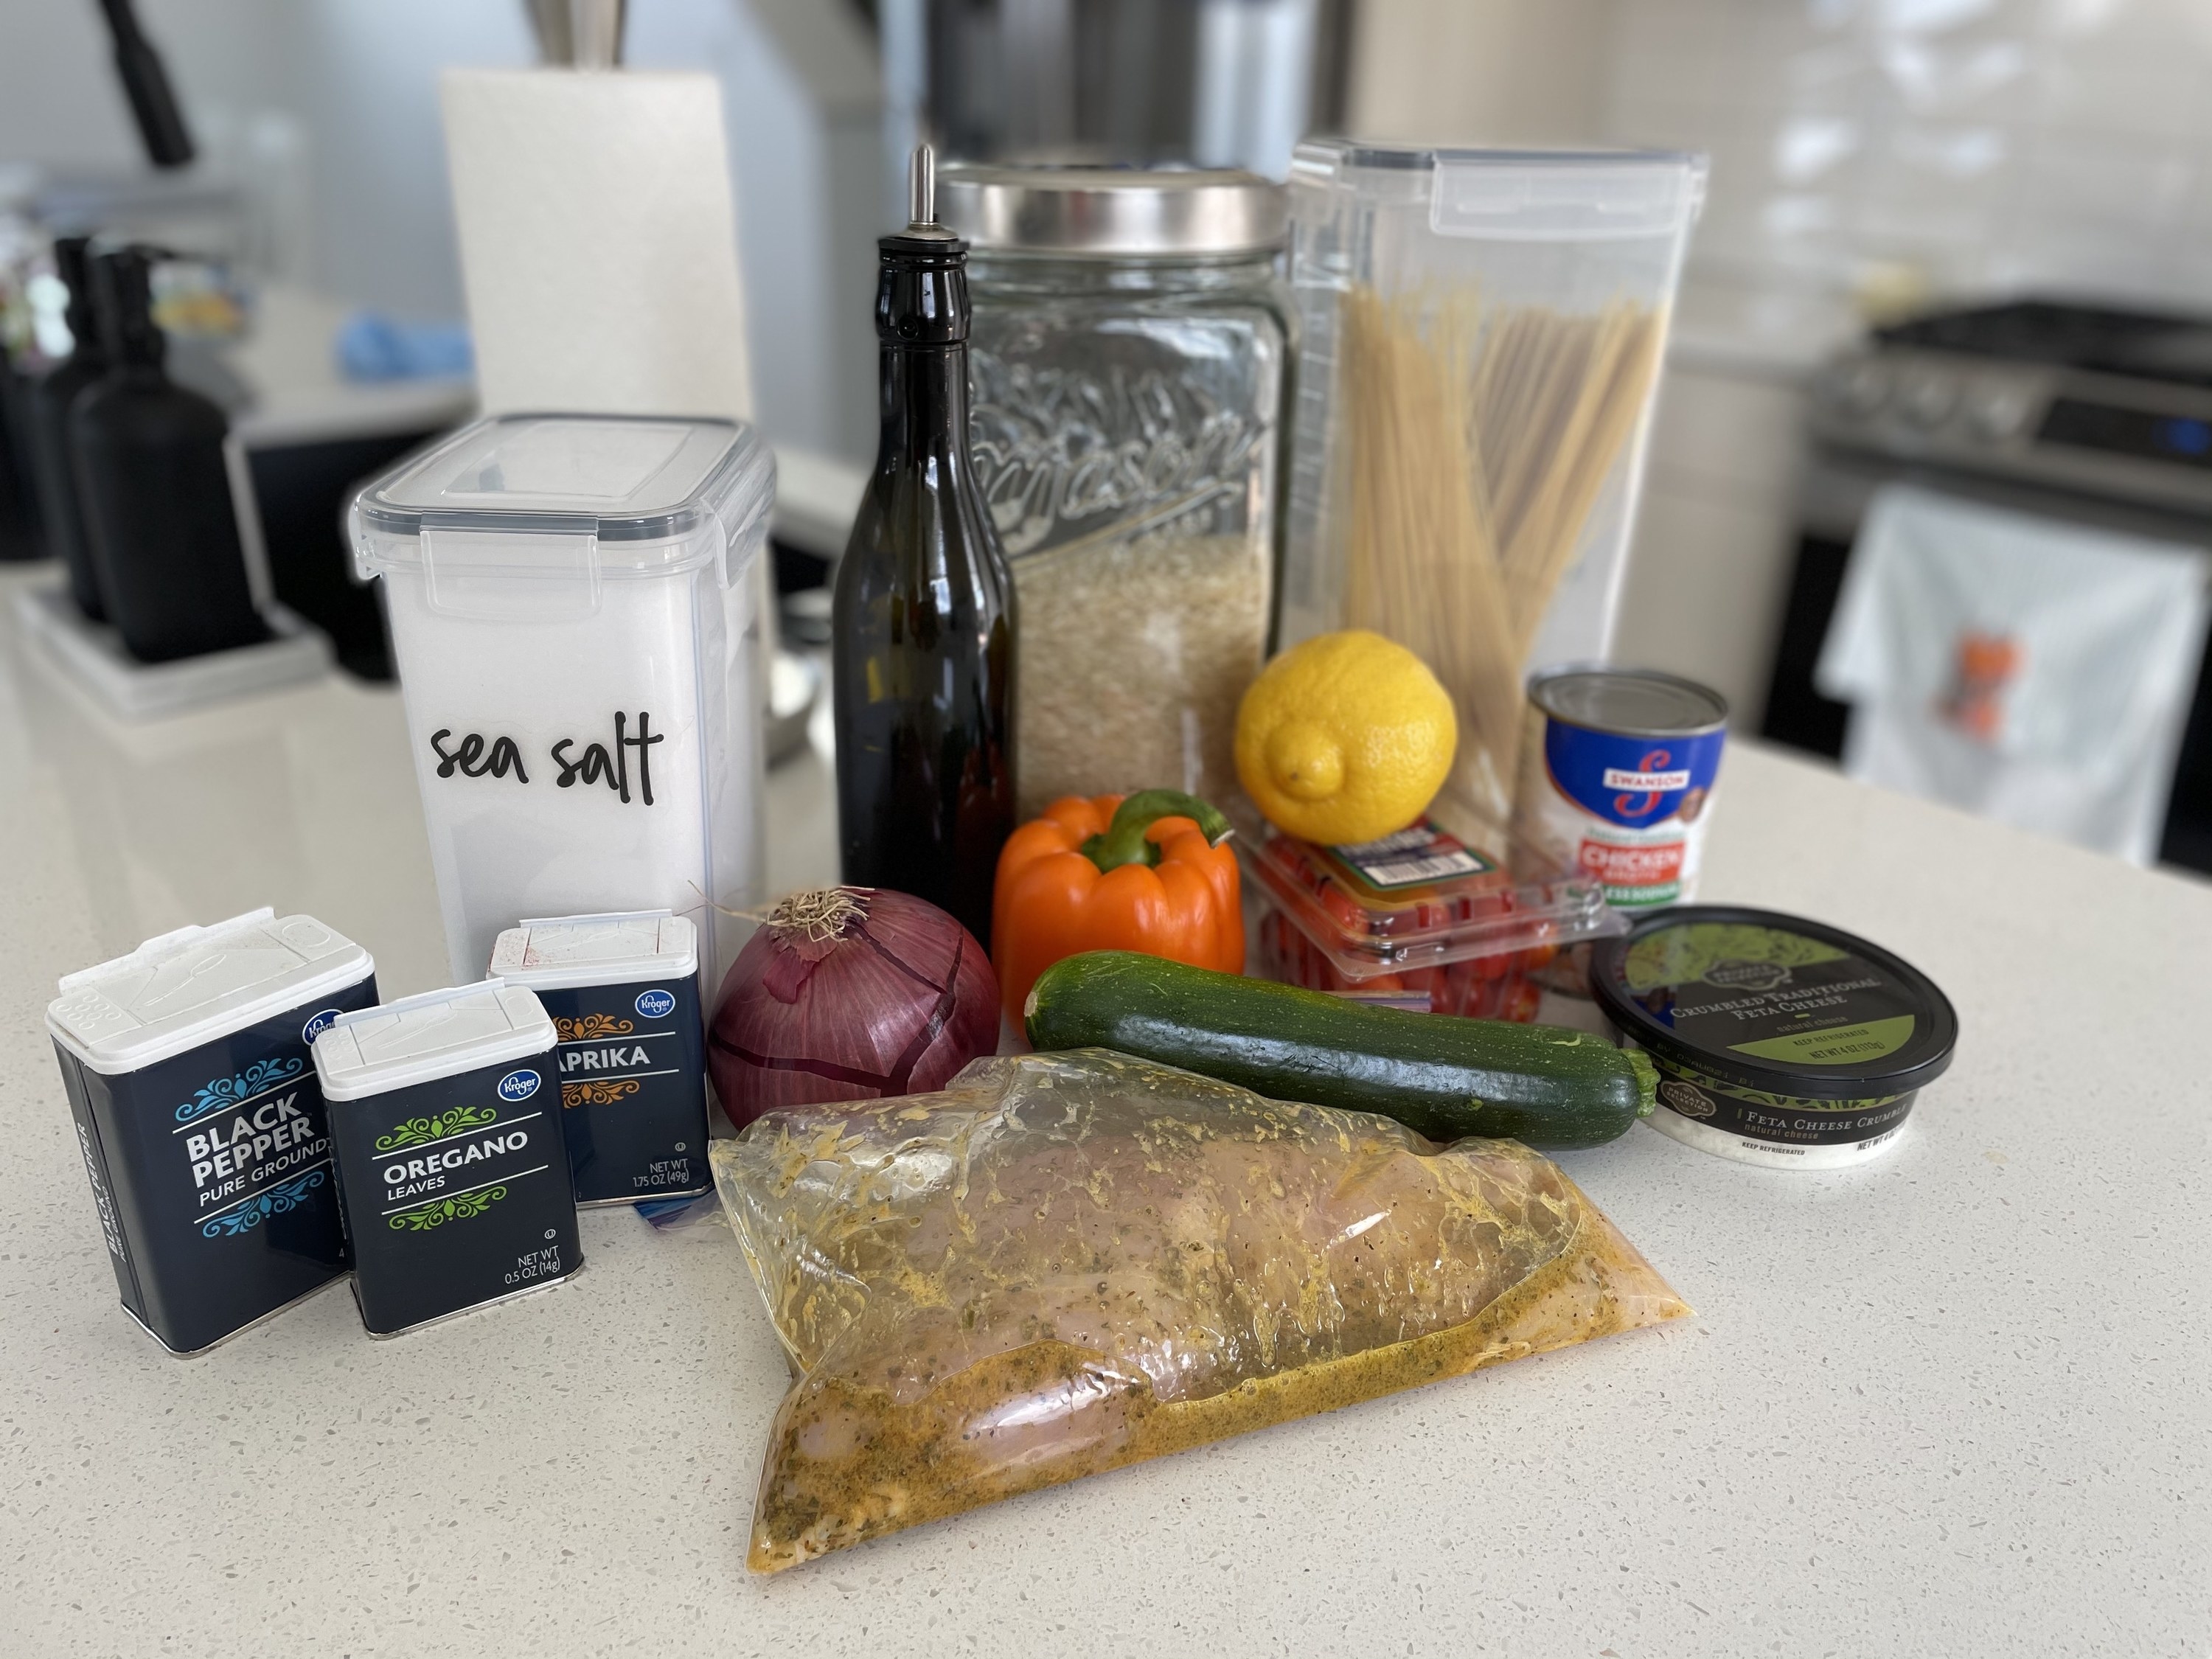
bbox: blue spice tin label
[51,973,377,1354]
[535,976,709,1206]
[326,1046,581,1337]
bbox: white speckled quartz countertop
[1,565,2207,1657]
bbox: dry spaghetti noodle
[1340,285,1663,846]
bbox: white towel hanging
[1816,484,2210,863]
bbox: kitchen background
[4,0,2210,869]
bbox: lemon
[1236,630,1457,844]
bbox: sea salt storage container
[313,981,580,1338]
[488,909,708,1206]
[44,908,377,1354]
[349,414,773,992]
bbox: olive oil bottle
[832,145,1016,944]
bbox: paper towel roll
[441,68,754,422]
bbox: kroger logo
[497,1069,542,1102]
[634,988,675,1020]
[301,1008,344,1044]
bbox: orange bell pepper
[992,790,1244,1023]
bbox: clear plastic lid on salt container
[349,414,773,585]
[1245,819,1623,981]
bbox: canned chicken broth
[1512,669,1728,908]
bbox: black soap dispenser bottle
[26,236,113,618]
[69,245,268,662]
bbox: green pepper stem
[1079,790,1235,873]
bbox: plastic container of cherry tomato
[1245,818,1623,1021]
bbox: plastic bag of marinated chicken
[712,1048,1687,1571]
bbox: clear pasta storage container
[941,164,1290,816]
[1279,142,1705,855]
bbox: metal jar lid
[937,164,1287,258]
[1528,667,1728,738]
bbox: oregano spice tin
[1590,906,1958,1169]
[313,981,581,1336]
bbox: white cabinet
[1613,361,1812,728]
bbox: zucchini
[1023,950,1655,1150]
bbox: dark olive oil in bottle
[832,145,1016,944]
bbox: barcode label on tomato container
[1323,821,1495,891]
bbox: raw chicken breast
[713,1048,1688,1571]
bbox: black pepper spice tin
[314,981,582,1337]
[490,911,709,1206]
[45,909,376,1354]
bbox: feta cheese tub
[1590,906,1958,1169]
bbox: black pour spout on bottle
[831,144,1018,947]
[69,245,268,664]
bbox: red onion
[709,886,1000,1129]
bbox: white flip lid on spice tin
[47,908,374,1074]
[313,981,554,1102]
[486,910,698,992]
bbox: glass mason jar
[939,166,1290,818]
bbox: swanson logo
[175,1057,305,1124]
[633,988,675,1020]
[497,1069,542,1102]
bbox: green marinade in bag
[713,1048,1688,1571]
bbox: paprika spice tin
[313,981,581,1337]
[1590,906,1958,1169]
[488,910,709,1206]
[1512,668,1728,909]
[44,908,375,1354]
